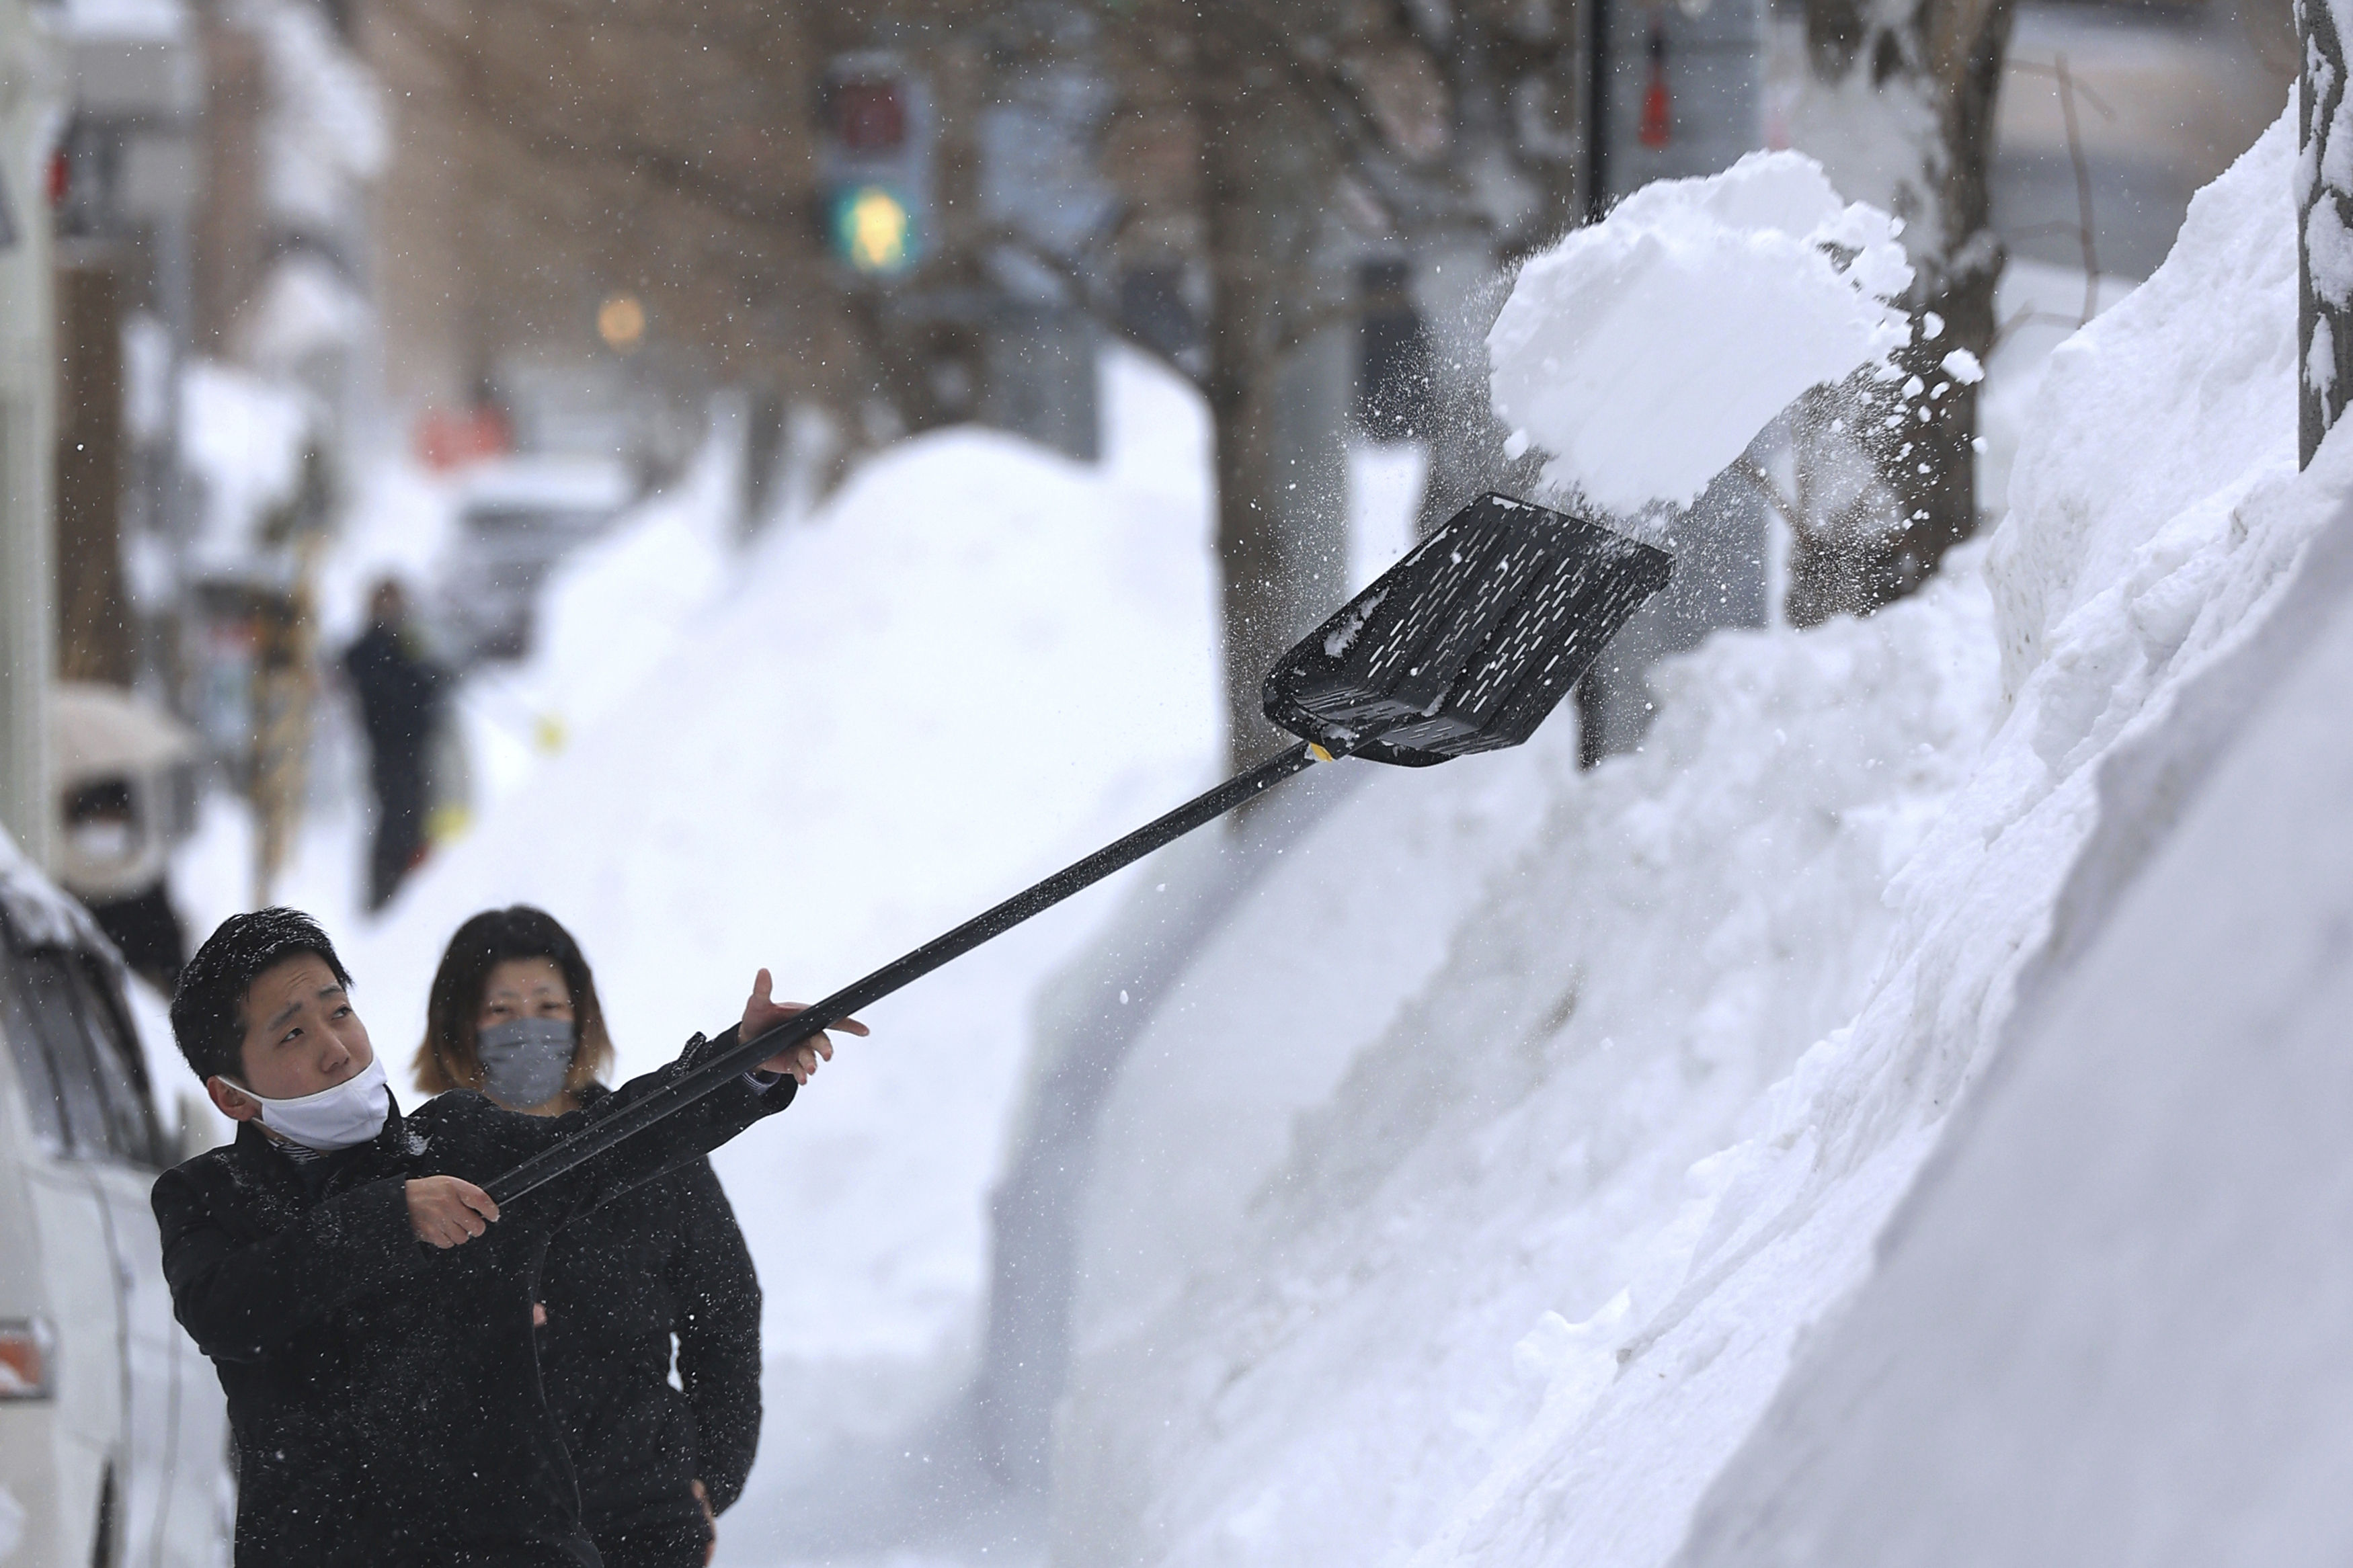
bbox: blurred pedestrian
[416,906,762,1568]
[50,682,200,991]
[342,578,446,911]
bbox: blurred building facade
[0,0,381,899]
[356,2,1101,477]
[0,0,61,867]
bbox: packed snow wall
[1047,106,2333,1566]
[1673,476,2353,1568]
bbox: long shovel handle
[485,742,1322,1206]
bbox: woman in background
[416,905,761,1568]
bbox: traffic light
[820,56,930,280]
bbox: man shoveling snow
[151,908,864,1567]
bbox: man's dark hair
[171,908,353,1083]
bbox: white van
[0,837,230,1567]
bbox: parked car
[434,455,637,664]
[0,836,230,1567]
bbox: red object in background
[415,406,512,471]
[1640,24,1672,150]
[46,149,68,207]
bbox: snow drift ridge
[1051,104,2338,1568]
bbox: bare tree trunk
[1795,0,2016,619]
[2302,0,2353,466]
[1195,9,1347,775]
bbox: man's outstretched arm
[503,970,868,1225]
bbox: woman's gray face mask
[476,1016,576,1108]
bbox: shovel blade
[1262,493,1673,766]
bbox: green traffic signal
[830,183,919,276]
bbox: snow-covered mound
[1671,102,2353,1566]
[344,346,1220,1386]
[1973,257,2138,515]
[1489,151,1911,513]
[453,434,738,811]
[180,359,316,574]
[1674,483,2353,1568]
[1049,106,2332,1566]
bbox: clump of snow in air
[1051,108,2346,1567]
[1488,150,1911,514]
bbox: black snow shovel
[485,492,1671,1204]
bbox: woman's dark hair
[413,906,615,1098]
[171,907,352,1082]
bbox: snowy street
[3,1,2342,1565]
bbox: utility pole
[0,0,60,868]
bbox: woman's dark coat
[539,1081,762,1554]
[150,1029,791,1568]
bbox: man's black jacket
[151,1030,792,1568]
[539,1082,761,1547]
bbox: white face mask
[69,820,134,864]
[233,1055,391,1151]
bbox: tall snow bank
[1050,107,2336,1567]
[1987,109,2302,700]
[1673,478,2353,1568]
[452,431,738,812]
[1489,151,1911,513]
[1054,537,2001,1567]
[1973,258,2139,518]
